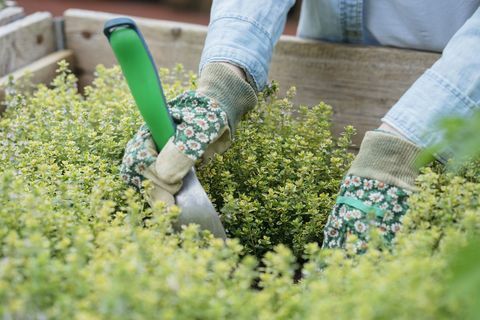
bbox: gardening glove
[120,63,257,206]
[322,131,421,253]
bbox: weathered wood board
[0,12,56,78]
[270,37,440,145]
[0,50,74,112]
[0,6,24,26]
[64,9,206,87]
[64,9,441,146]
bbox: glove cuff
[198,63,257,133]
[347,131,421,190]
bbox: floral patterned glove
[322,131,421,253]
[120,63,257,206]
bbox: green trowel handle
[104,17,174,151]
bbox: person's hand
[322,131,421,253]
[120,63,257,206]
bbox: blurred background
[15,0,301,35]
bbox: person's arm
[121,1,295,220]
[199,0,296,92]
[382,6,480,163]
[323,7,480,253]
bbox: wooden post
[0,12,56,77]
[0,6,24,26]
[0,50,74,113]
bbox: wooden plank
[64,9,206,88]
[270,37,440,145]
[0,50,75,113]
[0,12,56,77]
[0,7,24,26]
[64,9,441,146]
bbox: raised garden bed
[0,8,441,146]
[1,60,479,319]
[2,7,478,319]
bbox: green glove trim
[198,63,257,133]
[336,196,385,218]
[348,131,421,190]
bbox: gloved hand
[120,63,257,206]
[322,130,421,253]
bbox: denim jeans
[200,0,480,161]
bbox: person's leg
[323,7,480,252]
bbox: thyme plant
[0,62,478,319]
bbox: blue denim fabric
[383,7,480,162]
[199,0,295,91]
[297,0,363,44]
[200,0,480,161]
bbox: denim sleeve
[382,7,480,163]
[199,0,295,91]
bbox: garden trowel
[104,17,226,239]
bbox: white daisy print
[352,176,361,186]
[338,205,347,217]
[379,202,389,210]
[354,221,367,233]
[206,112,218,122]
[183,112,194,123]
[378,224,388,235]
[343,176,351,188]
[352,209,362,219]
[209,101,220,109]
[133,140,143,149]
[390,223,402,233]
[195,107,207,114]
[368,192,384,203]
[355,189,365,198]
[177,122,187,130]
[124,155,134,166]
[131,176,142,188]
[344,191,354,198]
[137,150,149,160]
[332,217,343,229]
[184,127,195,138]
[383,210,394,221]
[196,132,209,143]
[176,141,186,152]
[134,163,147,174]
[195,119,209,130]
[392,204,403,213]
[327,228,339,238]
[187,140,201,151]
[363,179,373,190]
[387,187,399,198]
[344,209,353,220]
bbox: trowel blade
[174,168,227,239]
